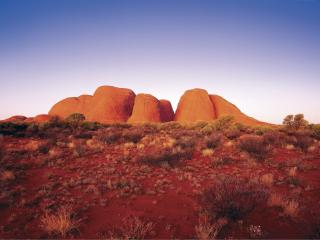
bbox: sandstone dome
[128,94,162,123]
[86,86,135,123]
[49,97,85,119]
[174,88,216,122]
[210,94,267,126]
[159,99,174,122]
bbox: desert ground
[1,115,320,239]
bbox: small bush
[311,124,320,140]
[239,135,269,159]
[213,116,235,131]
[122,129,144,143]
[262,131,286,147]
[0,122,28,136]
[283,114,308,131]
[97,128,122,144]
[200,177,268,221]
[138,147,193,167]
[205,132,222,149]
[293,132,313,151]
[66,113,85,123]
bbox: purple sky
[0,0,319,123]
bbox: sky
[0,0,319,124]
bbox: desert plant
[205,132,222,149]
[262,131,286,147]
[283,114,308,131]
[239,135,269,159]
[293,131,313,151]
[310,124,320,140]
[40,206,79,237]
[200,177,268,221]
[97,128,122,144]
[138,146,193,167]
[213,116,235,131]
[109,216,154,239]
[195,214,227,240]
[1,170,15,181]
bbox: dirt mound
[174,88,216,122]
[159,99,174,122]
[128,94,162,123]
[209,95,269,126]
[87,86,135,123]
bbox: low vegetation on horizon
[0,113,320,238]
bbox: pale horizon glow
[1,0,319,124]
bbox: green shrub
[66,113,85,124]
[0,122,28,136]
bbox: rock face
[46,85,270,126]
[49,97,86,119]
[49,86,135,123]
[87,86,135,123]
[1,115,27,122]
[25,114,52,123]
[128,94,162,123]
[159,100,174,122]
[174,89,216,122]
[209,95,266,126]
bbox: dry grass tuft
[40,206,79,237]
[260,173,274,186]
[109,216,154,239]
[283,200,299,218]
[195,214,227,240]
[1,170,15,181]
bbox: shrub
[283,114,308,131]
[200,177,268,221]
[205,132,222,149]
[0,122,28,136]
[66,113,85,123]
[254,126,273,135]
[97,128,122,144]
[293,132,313,151]
[311,124,320,140]
[213,116,235,131]
[262,131,286,147]
[122,129,144,143]
[81,121,102,131]
[239,135,269,159]
[138,146,193,167]
[40,206,79,237]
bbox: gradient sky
[0,0,319,124]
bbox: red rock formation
[174,88,216,122]
[128,94,162,123]
[25,114,52,123]
[159,99,174,122]
[86,86,135,123]
[1,115,27,122]
[47,85,271,126]
[209,95,268,126]
[49,97,85,119]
